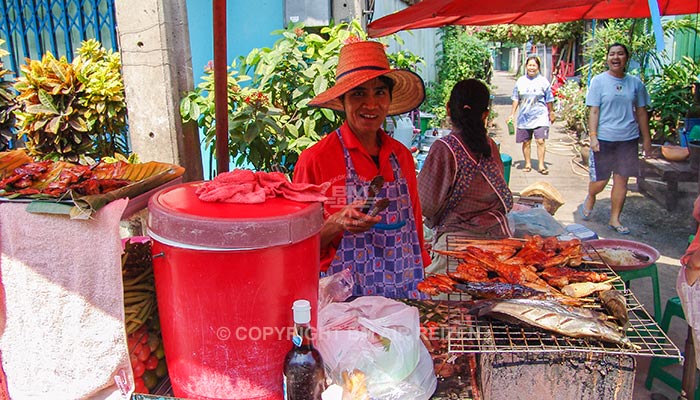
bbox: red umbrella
[367,0,700,37]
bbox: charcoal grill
[443,236,682,362]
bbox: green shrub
[14,39,128,161]
[180,21,423,174]
[647,57,700,143]
[555,80,588,135]
[423,27,493,127]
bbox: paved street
[488,69,696,399]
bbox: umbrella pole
[213,0,229,174]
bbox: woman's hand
[589,135,600,152]
[321,200,381,243]
[548,110,556,124]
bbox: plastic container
[507,119,515,136]
[393,116,415,149]
[564,223,598,241]
[683,118,700,147]
[500,153,512,184]
[147,182,323,400]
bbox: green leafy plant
[0,39,17,151]
[180,20,423,174]
[555,80,588,135]
[14,39,128,162]
[580,18,700,142]
[75,39,129,159]
[646,56,700,142]
[15,53,91,161]
[423,26,493,127]
[470,22,584,46]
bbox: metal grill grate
[443,237,682,361]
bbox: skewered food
[0,160,132,197]
[539,266,609,288]
[599,289,629,328]
[471,298,636,349]
[454,281,545,300]
[561,281,613,298]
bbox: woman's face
[342,77,391,139]
[606,45,628,75]
[526,59,539,77]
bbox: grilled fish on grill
[599,289,629,328]
[470,298,635,348]
[454,282,545,300]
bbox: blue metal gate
[0,0,118,78]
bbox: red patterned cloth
[196,169,329,203]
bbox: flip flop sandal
[523,166,532,172]
[578,196,592,221]
[539,168,549,175]
[609,224,631,235]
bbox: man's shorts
[515,126,549,144]
[589,138,639,181]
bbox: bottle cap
[292,299,311,324]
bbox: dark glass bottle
[283,299,326,400]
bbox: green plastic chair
[617,263,661,322]
[645,297,700,400]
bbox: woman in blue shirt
[579,43,652,235]
[509,56,555,174]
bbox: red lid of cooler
[147,181,323,249]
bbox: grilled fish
[454,282,545,300]
[561,281,613,298]
[599,289,629,328]
[471,298,635,348]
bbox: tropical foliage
[646,57,700,142]
[423,26,492,127]
[180,20,424,174]
[0,39,17,151]
[580,18,700,142]
[470,22,584,46]
[14,39,128,161]
[555,80,588,134]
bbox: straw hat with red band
[309,41,425,116]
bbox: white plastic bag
[318,268,354,309]
[317,296,437,400]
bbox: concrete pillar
[114,0,203,182]
[333,0,366,29]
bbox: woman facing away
[509,56,556,175]
[418,79,513,275]
[579,42,652,235]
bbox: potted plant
[646,56,700,144]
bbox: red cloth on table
[292,122,430,271]
[196,169,329,203]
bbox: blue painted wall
[186,0,284,81]
[185,0,284,177]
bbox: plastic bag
[317,296,437,400]
[319,268,354,309]
[508,207,566,238]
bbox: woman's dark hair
[448,79,491,157]
[525,56,541,70]
[607,42,629,58]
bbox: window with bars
[0,0,118,79]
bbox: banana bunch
[122,239,156,334]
